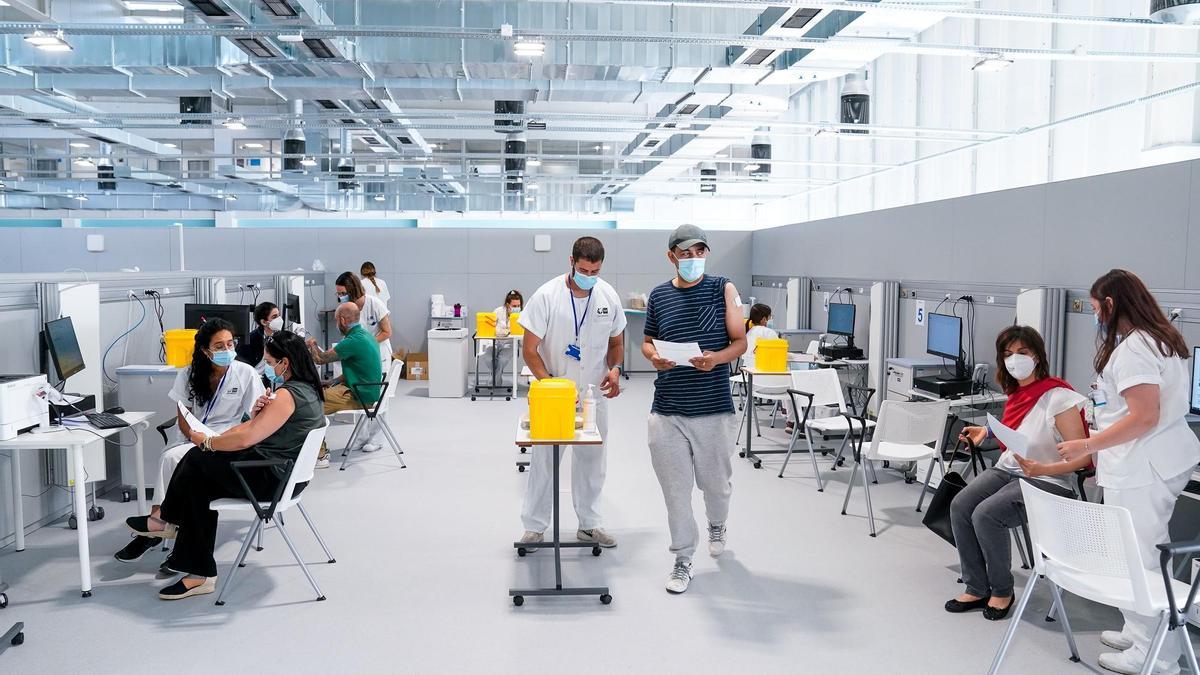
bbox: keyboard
[85,412,129,430]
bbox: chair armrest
[845,385,876,418]
[155,417,177,445]
[785,389,815,427]
[1157,540,1200,628]
[230,458,294,521]
[349,380,389,416]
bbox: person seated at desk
[335,271,393,371]
[239,301,310,376]
[742,303,778,370]
[945,325,1090,621]
[478,290,523,386]
[308,302,384,467]
[124,331,324,600]
[114,318,264,567]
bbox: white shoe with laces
[708,523,727,558]
[665,560,693,594]
[1100,630,1134,651]
[360,443,381,453]
[577,528,616,548]
[1098,650,1180,675]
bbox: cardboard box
[391,347,409,377]
[406,352,429,380]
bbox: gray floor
[0,375,1177,673]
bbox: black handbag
[921,470,968,546]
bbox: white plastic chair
[779,369,876,489]
[839,399,950,537]
[989,481,1200,675]
[333,359,406,471]
[736,370,790,441]
[209,420,334,606]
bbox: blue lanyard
[202,370,229,423]
[570,290,592,343]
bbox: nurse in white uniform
[113,317,264,566]
[360,261,391,307]
[335,271,394,371]
[518,237,626,550]
[1058,269,1200,675]
[479,290,523,387]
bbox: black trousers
[158,447,307,578]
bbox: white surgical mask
[1004,354,1037,381]
[268,317,284,332]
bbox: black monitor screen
[282,293,301,326]
[927,313,962,361]
[1191,346,1199,416]
[183,303,252,341]
[45,316,85,381]
[827,303,855,337]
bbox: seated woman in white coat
[743,303,778,369]
[478,290,523,387]
[112,317,263,570]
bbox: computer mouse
[106,406,125,414]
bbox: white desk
[472,333,523,401]
[622,308,647,378]
[0,412,153,597]
[908,389,1009,410]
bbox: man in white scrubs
[518,236,626,549]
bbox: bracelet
[202,436,213,452]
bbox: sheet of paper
[986,413,1028,458]
[652,340,703,367]
[178,401,219,438]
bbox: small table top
[908,389,1008,409]
[515,423,604,447]
[0,411,155,448]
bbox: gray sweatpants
[647,412,736,563]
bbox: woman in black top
[238,301,310,372]
[125,332,325,601]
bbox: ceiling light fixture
[24,29,72,52]
[972,54,1013,72]
[243,142,265,149]
[513,39,545,57]
[223,118,247,130]
[72,193,88,202]
[73,157,95,167]
[300,156,318,166]
[528,183,539,190]
[526,158,541,167]
[163,142,177,148]
[123,1,181,10]
[69,142,90,149]
[373,194,386,202]
[223,194,238,201]
[277,32,304,43]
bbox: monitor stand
[819,336,864,361]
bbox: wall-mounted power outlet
[1072,299,1084,312]
[1169,308,1183,321]
[986,296,995,304]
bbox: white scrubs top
[168,360,265,434]
[363,277,391,306]
[744,324,778,369]
[1094,330,1200,489]
[360,294,393,362]
[996,386,1087,490]
[518,274,626,393]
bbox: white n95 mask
[268,317,284,332]
[1004,354,1037,381]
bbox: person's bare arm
[523,331,551,380]
[600,333,624,398]
[187,389,295,451]
[375,315,393,343]
[689,282,748,371]
[643,336,676,371]
[310,342,342,365]
[1015,407,1092,477]
[1058,384,1160,461]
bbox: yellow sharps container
[164,329,198,367]
[528,378,577,440]
[755,338,789,372]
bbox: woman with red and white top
[944,325,1090,621]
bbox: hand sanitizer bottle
[582,384,597,432]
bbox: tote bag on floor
[921,471,968,546]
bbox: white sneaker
[360,443,381,453]
[665,560,693,594]
[518,531,543,553]
[315,456,331,470]
[708,523,727,558]
[1098,650,1180,675]
[577,528,616,548]
[1100,630,1134,651]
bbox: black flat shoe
[125,515,178,539]
[983,601,1013,621]
[114,535,162,562]
[945,597,989,613]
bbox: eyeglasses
[209,339,239,351]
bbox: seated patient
[114,318,263,569]
[945,325,1090,621]
[124,331,325,600]
[308,302,384,466]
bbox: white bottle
[582,384,597,432]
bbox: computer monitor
[827,303,855,337]
[927,312,963,361]
[1191,346,1199,416]
[282,293,301,326]
[183,303,252,342]
[43,316,85,382]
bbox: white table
[472,333,523,401]
[621,308,647,379]
[0,412,153,597]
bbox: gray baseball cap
[669,224,709,252]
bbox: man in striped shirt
[642,224,747,594]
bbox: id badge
[565,343,582,361]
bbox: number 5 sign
[915,300,926,327]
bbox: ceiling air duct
[504,132,527,176]
[750,133,771,179]
[699,162,717,194]
[1150,0,1200,23]
[494,100,525,134]
[840,71,870,135]
[282,100,306,172]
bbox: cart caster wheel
[821,451,829,456]
[89,506,105,521]
[600,594,612,605]
[121,490,131,503]
[517,548,527,557]
[470,396,476,401]
[68,515,78,530]
[882,461,891,469]
[513,595,524,607]
[904,477,916,485]
[738,451,746,458]
[592,546,601,557]
[81,590,92,598]
[518,465,526,472]
[11,632,23,646]
[754,461,762,470]
[506,396,511,401]
[0,593,7,608]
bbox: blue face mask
[337,294,350,303]
[209,349,235,367]
[766,318,775,329]
[263,362,284,386]
[677,257,706,283]
[572,270,599,291]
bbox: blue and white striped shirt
[644,275,734,417]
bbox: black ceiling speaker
[1150,0,1200,23]
[840,72,869,134]
[179,96,212,126]
[494,100,525,134]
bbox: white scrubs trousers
[153,443,192,507]
[1104,467,1192,666]
[520,397,608,533]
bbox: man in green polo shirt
[309,302,385,467]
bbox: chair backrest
[1018,480,1154,613]
[789,368,845,413]
[376,359,405,415]
[285,419,330,495]
[806,340,821,356]
[867,400,950,459]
